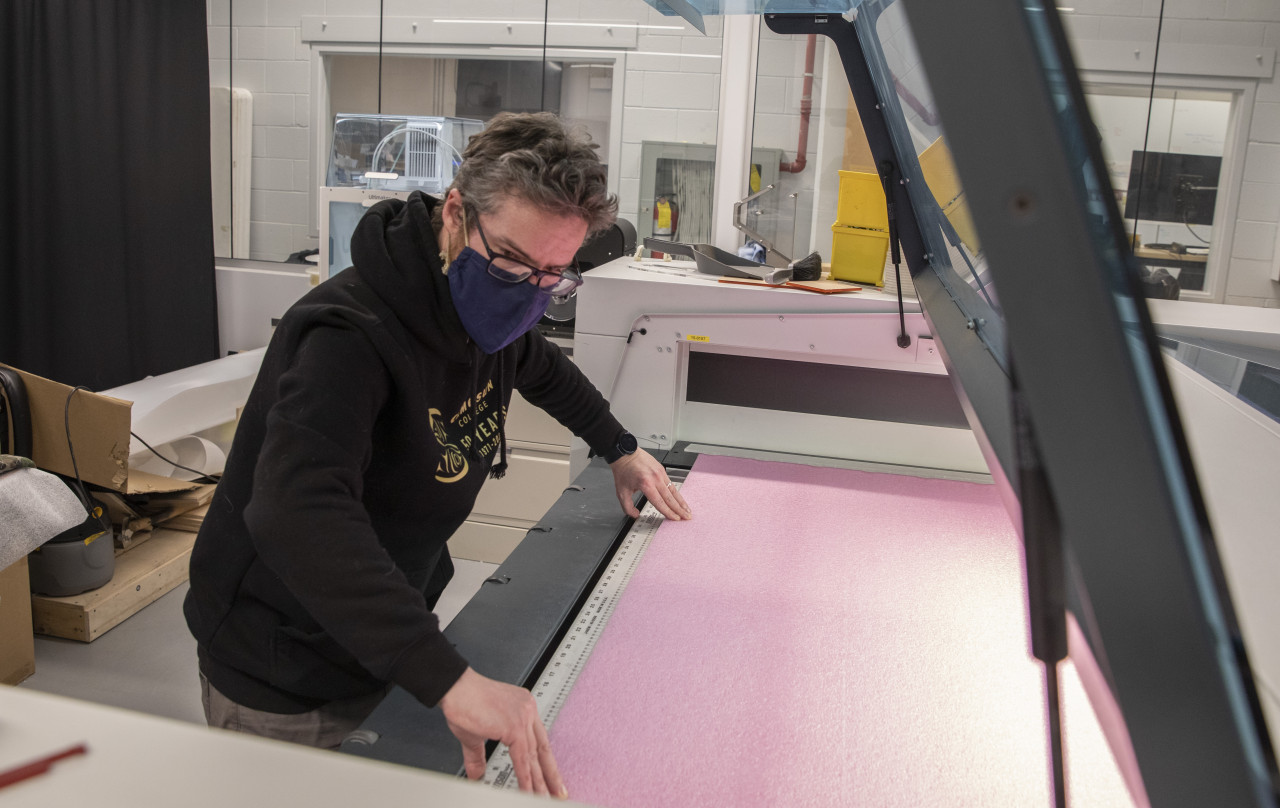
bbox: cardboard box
[0,364,194,496]
[0,558,35,685]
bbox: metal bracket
[732,184,792,267]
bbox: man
[184,112,692,798]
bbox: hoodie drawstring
[488,355,509,480]
[467,354,509,480]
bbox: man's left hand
[609,449,692,522]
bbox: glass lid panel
[855,0,1008,370]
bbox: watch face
[619,431,638,454]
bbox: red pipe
[779,34,817,174]
[893,74,939,126]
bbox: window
[1085,85,1233,294]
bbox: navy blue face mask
[447,246,552,354]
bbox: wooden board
[163,503,209,533]
[31,529,196,642]
[785,278,864,294]
[1134,245,1208,263]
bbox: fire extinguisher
[653,195,679,239]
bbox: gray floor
[18,557,498,724]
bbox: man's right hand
[439,667,567,799]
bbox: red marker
[0,743,88,789]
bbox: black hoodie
[184,192,623,714]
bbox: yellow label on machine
[686,334,710,342]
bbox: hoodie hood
[348,191,512,478]
[350,191,472,364]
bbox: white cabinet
[447,390,572,564]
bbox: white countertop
[0,686,564,807]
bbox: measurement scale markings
[483,499,675,789]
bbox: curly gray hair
[447,112,618,236]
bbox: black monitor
[1124,150,1221,227]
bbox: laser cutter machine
[342,2,1280,806]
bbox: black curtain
[0,0,219,391]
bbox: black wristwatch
[602,429,638,464]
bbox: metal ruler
[482,491,677,789]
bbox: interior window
[211,2,711,265]
[743,24,837,271]
[1085,86,1232,294]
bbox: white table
[0,686,560,807]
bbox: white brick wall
[746,28,824,259]
[675,109,718,143]
[208,1,830,264]
[638,71,718,110]
[1240,180,1280,220]
[616,13,724,229]
[204,0,1280,304]
[1066,7,1280,305]
[209,0,316,260]
[211,1,728,261]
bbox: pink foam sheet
[548,454,1137,807]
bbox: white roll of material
[131,436,227,481]
[0,467,88,570]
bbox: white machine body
[571,257,988,477]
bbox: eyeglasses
[473,217,583,298]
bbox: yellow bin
[918,136,982,254]
[830,224,889,286]
[835,170,889,230]
[831,170,890,285]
